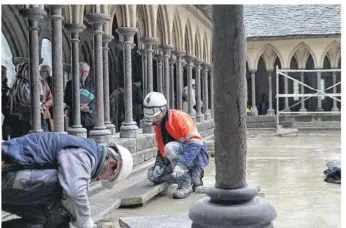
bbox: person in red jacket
[143,92,209,199]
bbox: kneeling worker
[2,132,133,228]
[144,92,209,199]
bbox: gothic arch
[287,42,317,69]
[172,11,183,51]
[255,44,283,71]
[184,18,193,56]
[195,26,202,59]
[157,5,169,45]
[320,41,341,68]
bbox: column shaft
[209,66,214,119]
[65,23,87,137]
[103,34,116,134]
[186,56,196,120]
[169,56,176,108]
[160,45,174,104]
[331,71,339,111]
[116,27,139,138]
[266,71,274,115]
[141,37,157,94]
[316,71,323,111]
[50,6,65,132]
[195,60,204,121]
[284,72,289,111]
[173,51,185,110]
[299,71,307,112]
[85,13,111,142]
[250,71,258,115]
[155,54,164,93]
[202,64,211,120]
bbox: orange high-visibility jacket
[154,109,203,158]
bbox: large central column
[299,70,307,112]
[173,51,185,110]
[195,59,204,122]
[209,65,214,119]
[160,45,174,104]
[85,13,111,142]
[185,55,196,120]
[140,37,158,94]
[189,6,277,228]
[65,23,87,137]
[19,6,47,133]
[116,27,139,138]
[169,55,176,108]
[266,70,275,115]
[249,69,258,115]
[316,69,323,111]
[202,63,211,120]
[331,69,339,112]
[103,34,116,134]
[154,53,164,93]
[49,5,65,132]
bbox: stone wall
[109,119,215,168]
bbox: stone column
[195,59,204,122]
[173,51,185,110]
[299,70,307,112]
[141,37,158,94]
[189,6,277,228]
[103,34,116,134]
[137,49,147,96]
[331,69,339,112]
[160,45,174,103]
[19,6,47,133]
[116,27,139,138]
[65,24,87,137]
[85,13,111,142]
[249,70,258,115]
[185,55,196,120]
[266,70,275,115]
[282,68,291,112]
[154,53,164,93]
[209,65,215,119]
[202,63,211,120]
[316,70,323,111]
[169,55,176,108]
[49,5,65,132]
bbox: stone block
[119,215,192,228]
[117,179,171,207]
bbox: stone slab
[119,215,192,228]
[117,179,171,207]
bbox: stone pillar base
[316,108,324,112]
[299,108,308,115]
[196,114,204,122]
[105,122,116,135]
[331,107,340,112]
[120,122,139,138]
[89,129,112,143]
[266,109,275,116]
[189,186,277,228]
[204,113,211,121]
[67,126,88,138]
[250,107,258,116]
[190,115,197,121]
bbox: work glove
[172,165,185,178]
[153,165,165,178]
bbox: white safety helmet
[101,141,134,190]
[143,92,167,119]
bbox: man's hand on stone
[172,165,185,178]
[153,165,165,178]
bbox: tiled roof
[196,5,341,38]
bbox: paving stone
[117,179,171,207]
[119,215,192,228]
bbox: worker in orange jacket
[143,92,209,199]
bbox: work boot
[172,171,193,199]
[191,168,204,192]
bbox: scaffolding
[275,66,342,128]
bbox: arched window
[41,38,52,68]
[1,33,16,87]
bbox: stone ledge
[117,179,171,207]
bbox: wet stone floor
[105,130,341,228]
